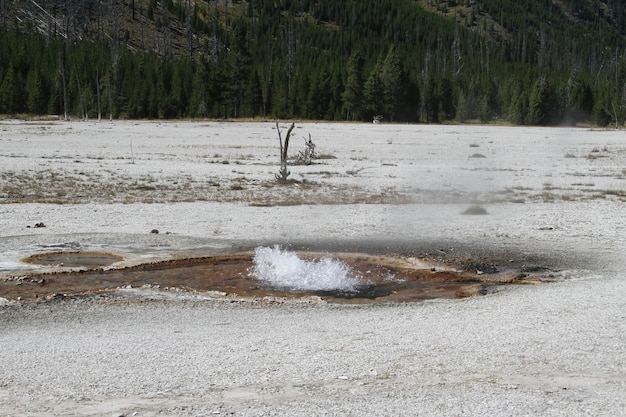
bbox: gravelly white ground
[1,120,625,416]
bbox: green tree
[363,54,385,120]
[563,72,594,125]
[591,87,614,127]
[189,59,209,118]
[438,76,456,121]
[380,46,403,121]
[171,59,193,117]
[342,50,364,120]
[305,69,331,119]
[527,75,559,125]
[0,65,25,114]
[26,68,49,114]
[501,73,532,125]
[224,22,255,118]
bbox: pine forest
[1,0,626,125]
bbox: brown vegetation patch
[0,169,406,205]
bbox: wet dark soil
[1,251,546,304]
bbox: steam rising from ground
[250,246,360,292]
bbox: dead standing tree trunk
[275,122,295,181]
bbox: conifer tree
[363,54,385,120]
[507,80,528,125]
[306,69,331,119]
[527,75,559,125]
[26,68,49,114]
[189,60,209,117]
[0,65,25,114]
[380,46,402,121]
[342,50,364,120]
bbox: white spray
[250,246,360,292]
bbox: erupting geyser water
[250,246,361,292]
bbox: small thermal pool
[23,251,124,268]
[2,246,549,304]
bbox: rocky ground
[1,121,625,416]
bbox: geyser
[250,246,362,292]
[3,247,553,304]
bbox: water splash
[250,246,361,292]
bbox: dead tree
[297,134,316,165]
[96,69,103,121]
[58,55,68,121]
[275,121,295,181]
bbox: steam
[250,246,360,292]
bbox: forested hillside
[1,0,626,125]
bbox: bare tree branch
[275,122,295,181]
